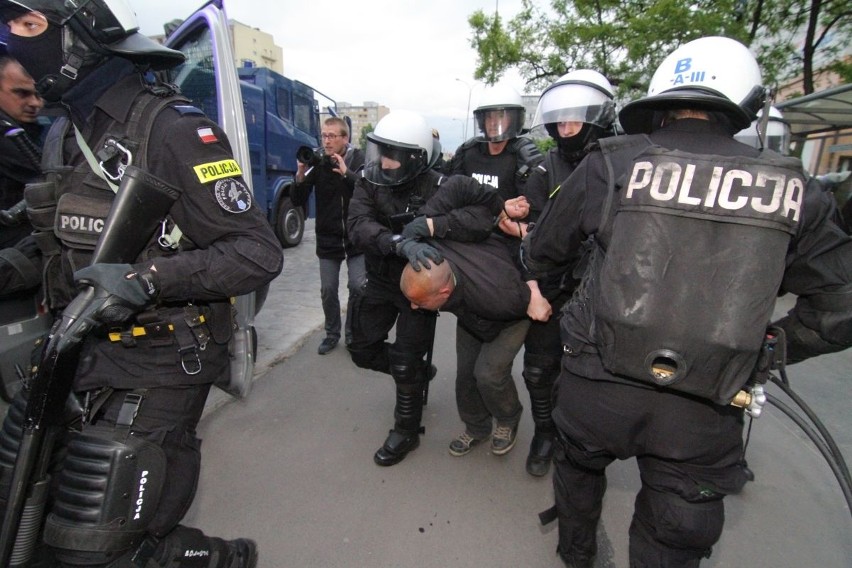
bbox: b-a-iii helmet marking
[0,0,184,101]
[473,84,525,142]
[618,36,766,135]
[363,110,437,187]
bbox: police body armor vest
[25,87,191,310]
[591,135,805,404]
[454,137,542,200]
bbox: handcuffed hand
[73,263,159,324]
[401,216,432,240]
[501,196,530,220]
[395,238,443,272]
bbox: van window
[276,87,291,121]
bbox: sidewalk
[202,219,329,416]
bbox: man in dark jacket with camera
[293,116,365,354]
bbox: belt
[108,322,176,344]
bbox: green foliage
[468,0,852,99]
[359,123,374,152]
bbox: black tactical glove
[73,263,159,325]
[0,199,27,227]
[401,216,431,240]
[395,238,443,272]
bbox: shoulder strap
[597,134,652,243]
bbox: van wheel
[275,196,304,248]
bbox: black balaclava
[5,20,63,87]
[5,12,104,103]
[547,123,607,163]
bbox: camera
[296,145,336,169]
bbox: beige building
[153,19,283,75]
[230,20,283,74]
[334,102,391,147]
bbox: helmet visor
[532,84,614,129]
[765,119,791,154]
[363,135,427,186]
[473,107,524,142]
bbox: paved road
[187,220,852,567]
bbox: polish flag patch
[197,127,218,144]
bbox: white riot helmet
[1,0,184,100]
[364,110,436,187]
[473,84,525,142]
[531,69,617,160]
[619,36,766,135]
[734,106,792,155]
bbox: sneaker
[317,336,338,355]
[491,424,518,455]
[448,431,486,457]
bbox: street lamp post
[455,78,472,141]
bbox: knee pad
[522,354,559,391]
[388,350,425,386]
[637,487,724,554]
[43,425,167,560]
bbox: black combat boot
[527,428,556,477]
[524,361,558,476]
[374,353,426,466]
[140,526,258,567]
[374,382,424,466]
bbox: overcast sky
[130,0,530,151]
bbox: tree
[468,0,851,99]
[359,123,374,152]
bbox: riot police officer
[519,69,617,477]
[522,36,852,567]
[0,1,282,566]
[448,83,542,201]
[347,110,505,467]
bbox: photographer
[292,116,365,354]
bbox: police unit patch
[214,178,252,213]
[193,159,243,184]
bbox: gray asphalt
[187,220,852,567]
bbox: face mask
[6,23,64,87]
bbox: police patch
[213,178,252,213]
[193,159,243,183]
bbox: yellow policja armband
[193,159,243,184]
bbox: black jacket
[0,111,42,248]
[439,235,529,341]
[348,169,503,287]
[524,118,852,395]
[291,145,364,259]
[43,63,283,389]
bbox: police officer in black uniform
[522,36,852,567]
[0,1,282,566]
[347,110,506,467]
[448,83,542,202]
[518,69,617,477]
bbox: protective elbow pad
[43,425,166,555]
